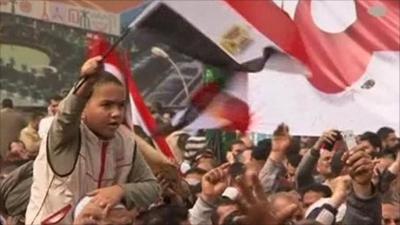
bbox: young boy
[26,56,160,225]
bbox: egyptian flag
[87,34,174,158]
[127,0,399,135]
[125,0,301,134]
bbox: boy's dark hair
[139,204,188,225]
[377,127,395,140]
[75,71,125,100]
[92,71,124,91]
[359,131,382,149]
[2,98,13,108]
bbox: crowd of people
[0,13,95,104]
[0,57,399,225]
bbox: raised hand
[342,143,375,198]
[342,144,374,185]
[313,129,338,150]
[200,163,230,204]
[269,123,292,162]
[80,56,103,78]
[272,123,291,153]
[87,185,125,213]
[236,174,298,225]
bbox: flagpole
[101,27,132,60]
[102,1,161,60]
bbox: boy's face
[84,83,126,140]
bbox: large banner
[0,0,120,35]
[244,0,399,135]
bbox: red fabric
[97,142,108,188]
[123,55,175,159]
[294,0,400,93]
[224,0,400,93]
[190,83,221,111]
[41,204,72,225]
[216,93,250,133]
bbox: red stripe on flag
[120,54,175,159]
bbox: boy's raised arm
[47,56,103,176]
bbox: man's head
[377,127,398,150]
[194,149,217,171]
[269,192,304,223]
[73,196,134,225]
[300,184,332,210]
[316,149,334,178]
[250,139,271,168]
[29,112,43,130]
[226,140,246,163]
[139,204,189,225]
[286,153,302,185]
[8,140,27,160]
[211,198,240,225]
[229,140,246,156]
[1,98,13,109]
[359,131,382,155]
[83,72,126,140]
[184,167,207,196]
[382,202,400,225]
[48,95,63,116]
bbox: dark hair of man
[359,131,382,149]
[296,220,324,225]
[1,98,13,108]
[229,140,244,151]
[211,197,237,225]
[251,139,272,160]
[377,127,395,140]
[287,136,301,155]
[300,183,332,198]
[48,95,63,103]
[29,112,43,122]
[287,153,302,168]
[139,204,188,225]
[184,167,208,177]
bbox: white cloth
[74,196,125,220]
[38,116,54,139]
[305,197,347,223]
